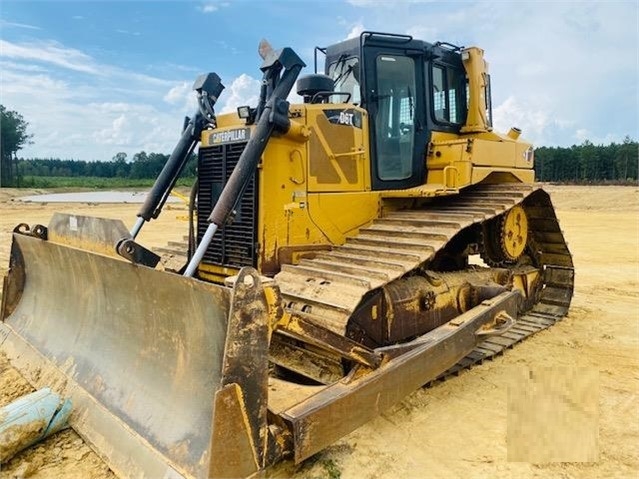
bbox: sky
[1,0,637,161]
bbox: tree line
[15,138,638,185]
[534,137,637,183]
[17,151,197,182]
[1,104,198,187]
[2,103,637,186]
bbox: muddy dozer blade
[1,231,232,479]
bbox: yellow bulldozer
[0,32,573,478]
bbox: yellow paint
[511,268,540,300]
[198,264,240,283]
[502,205,528,260]
[425,130,534,190]
[305,104,370,193]
[263,283,284,336]
[256,103,377,274]
[461,47,491,133]
[306,192,379,244]
[196,79,535,280]
[214,111,242,128]
[170,190,190,204]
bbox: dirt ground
[0,184,637,479]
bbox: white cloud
[219,74,261,113]
[116,29,141,36]
[121,70,174,89]
[87,101,185,153]
[219,73,303,112]
[0,20,41,30]
[1,39,173,90]
[575,129,590,143]
[516,62,549,78]
[93,114,134,146]
[345,23,364,40]
[366,1,638,146]
[1,1,636,162]
[88,102,134,113]
[492,96,554,144]
[406,25,437,40]
[0,60,48,73]
[164,82,190,105]
[1,41,187,161]
[198,1,230,13]
[163,82,199,111]
[288,91,304,105]
[573,128,621,146]
[0,39,99,75]
[201,4,218,13]
[1,68,72,99]
[483,2,637,145]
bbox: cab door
[362,46,428,190]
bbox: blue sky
[1,0,637,161]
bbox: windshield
[327,56,361,104]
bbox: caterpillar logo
[209,128,251,145]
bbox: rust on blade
[47,213,131,257]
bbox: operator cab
[315,32,493,190]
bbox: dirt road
[1,185,637,479]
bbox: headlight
[237,106,251,119]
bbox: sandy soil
[0,184,637,479]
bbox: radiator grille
[197,142,257,268]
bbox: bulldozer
[0,32,574,478]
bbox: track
[275,183,574,377]
[157,183,574,380]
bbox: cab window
[431,64,466,125]
[328,56,360,104]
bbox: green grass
[18,176,196,189]
[321,459,342,479]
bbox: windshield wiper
[334,65,354,88]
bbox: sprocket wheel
[480,205,529,266]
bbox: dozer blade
[0,230,241,479]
